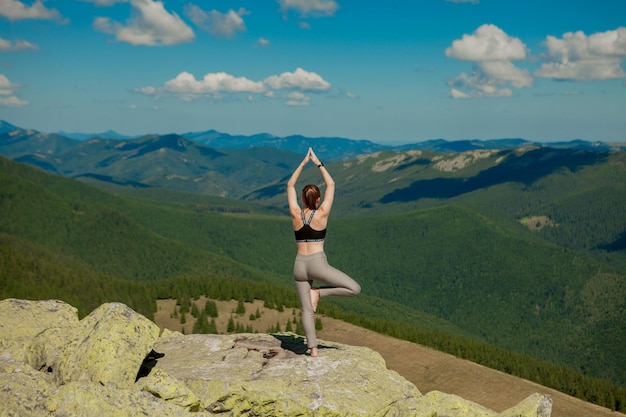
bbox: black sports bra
[294,210,326,242]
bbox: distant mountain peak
[56,129,134,141]
[0,120,22,134]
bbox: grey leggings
[293,252,361,348]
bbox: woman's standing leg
[294,279,318,354]
[294,255,318,355]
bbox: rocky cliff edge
[0,298,552,417]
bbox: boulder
[419,390,553,417]
[135,367,203,411]
[0,299,553,417]
[46,380,194,417]
[51,302,161,388]
[0,298,78,363]
[0,356,57,417]
[154,332,424,416]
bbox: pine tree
[208,318,218,334]
[236,299,245,315]
[204,300,218,318]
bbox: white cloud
[449,88,469,99]
[480,60,533,88]
[184,5,248,38]
[255,37,270,48]
[0,73,18,95]
[138,71,265,100]
[446,24,527,61]
[446,69,513,98]
[0,37,38,51]
[278,0,339,17]
[284,91,311,106]
[0,95,28,106]
[445,24,532,98]
[92,0,194,46]
[137,68,332,105]
[535,27,626,81]
[0,0,61,21]
[0,74,28,107]
[264,68,331,91]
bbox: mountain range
[1,119,625,201]
[2,120,625,161]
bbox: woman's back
[294,209,327,255]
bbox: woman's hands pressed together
[308,148,322,167]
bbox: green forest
[1,153,625,412]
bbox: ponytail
[301,184,321,209]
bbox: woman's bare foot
[309,347,318,358]
[310,288,320,312]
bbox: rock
[419,390,497,416]
[0,298,78,363]
[0,299,553,417]
[500,392,553,417]
[154,332,424,416]
[135,367,203,411]
[51,302,161,388]
[0,356,57,417]
[29,326,75,374]
[46,381,196,417]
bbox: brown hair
[301,184,321,210]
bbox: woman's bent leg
[309,255,361,298]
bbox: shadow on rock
[272,333,338,356]
[135,349,165,381]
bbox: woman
[287,148,361,357]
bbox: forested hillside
[1,152,625,411]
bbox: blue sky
[1,0,625,144]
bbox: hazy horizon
[5,118,625,147]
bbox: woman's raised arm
[287,150,311,216]
[309,149,335,215]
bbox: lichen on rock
[52,302,161,388]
